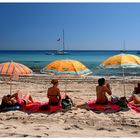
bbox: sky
[0,3,140,50]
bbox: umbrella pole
[122,68,126,97]
[65,79,67,93]
[10,78,12,95]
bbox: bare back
[96,85,112,104]
[47,87,61,103]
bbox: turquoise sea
[0,50,140,77]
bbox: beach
[1,2,140,138]
[0,75,140,137]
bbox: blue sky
[0,3,140,50]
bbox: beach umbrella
[100,53,140,96]
[0,61,33,94]
[41,59,92,92]
[41,59,92,76]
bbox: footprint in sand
[6,116,19,120]
[96,127,115,132]
[36,135,42,137]
[63,127,71,130]
[117,127,123,130]
[34,125,49,130]
[9,133,17,136]
[131,131,138,134]
[22,134,29,137]
[131,120,136,124]
[44,133,49,136]
[96,127,105,131]
[71,125,83,130]
[4,126,11,129]
[34,128,41,131]
[63,125,83,130]
[22,120,33,124]
[3,125,17,130]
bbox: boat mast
[123,40,125,51]
[63,29,65,52]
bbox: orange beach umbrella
[0,62,33,94]
[41,59,92,76]
[0,62,33,75]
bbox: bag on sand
[111,95,119,104]
[111,96,128,108]
[117,96,128,108]
[61,96,73,109]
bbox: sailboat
[55,29,70,55]
[120,40,127,53]
[45,51,55,55]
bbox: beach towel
[128,103,140,113]
[0,105,20,112]
[87,100,121,112]
[21,102,62,113]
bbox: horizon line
[0,49,139,51]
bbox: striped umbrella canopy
[100,53,140,96]
[41,59,92,76]
[0,62,33,75]
[0,61,33,95]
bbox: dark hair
[1,94,18,108]
[6,95,11,98]
[1,95,11,108]
[138,83,140,87]
[51,79,58,85]
[98,78,105,86]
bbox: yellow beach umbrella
[42,59,92,76]
[100,54,140,68]
[100,54,140,96]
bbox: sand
[0,75,140,137]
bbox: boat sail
[55,29,70,55]
[120,40,127,53]
[45,29,70,55]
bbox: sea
[0,50,140,77]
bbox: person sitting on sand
[47,79,61,106]
[96,78,112,104]
[133,83,140,94]
[128,94,140,107]
[126,83,140,107]
[0,90,34,108]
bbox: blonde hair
[51,79,58,85]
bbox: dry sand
[0,75,140,137]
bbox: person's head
[51,79,59,86]
[138,83,140,87]
[2,95,11,102]
[1,95,12,106]
[98,78,105,86]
